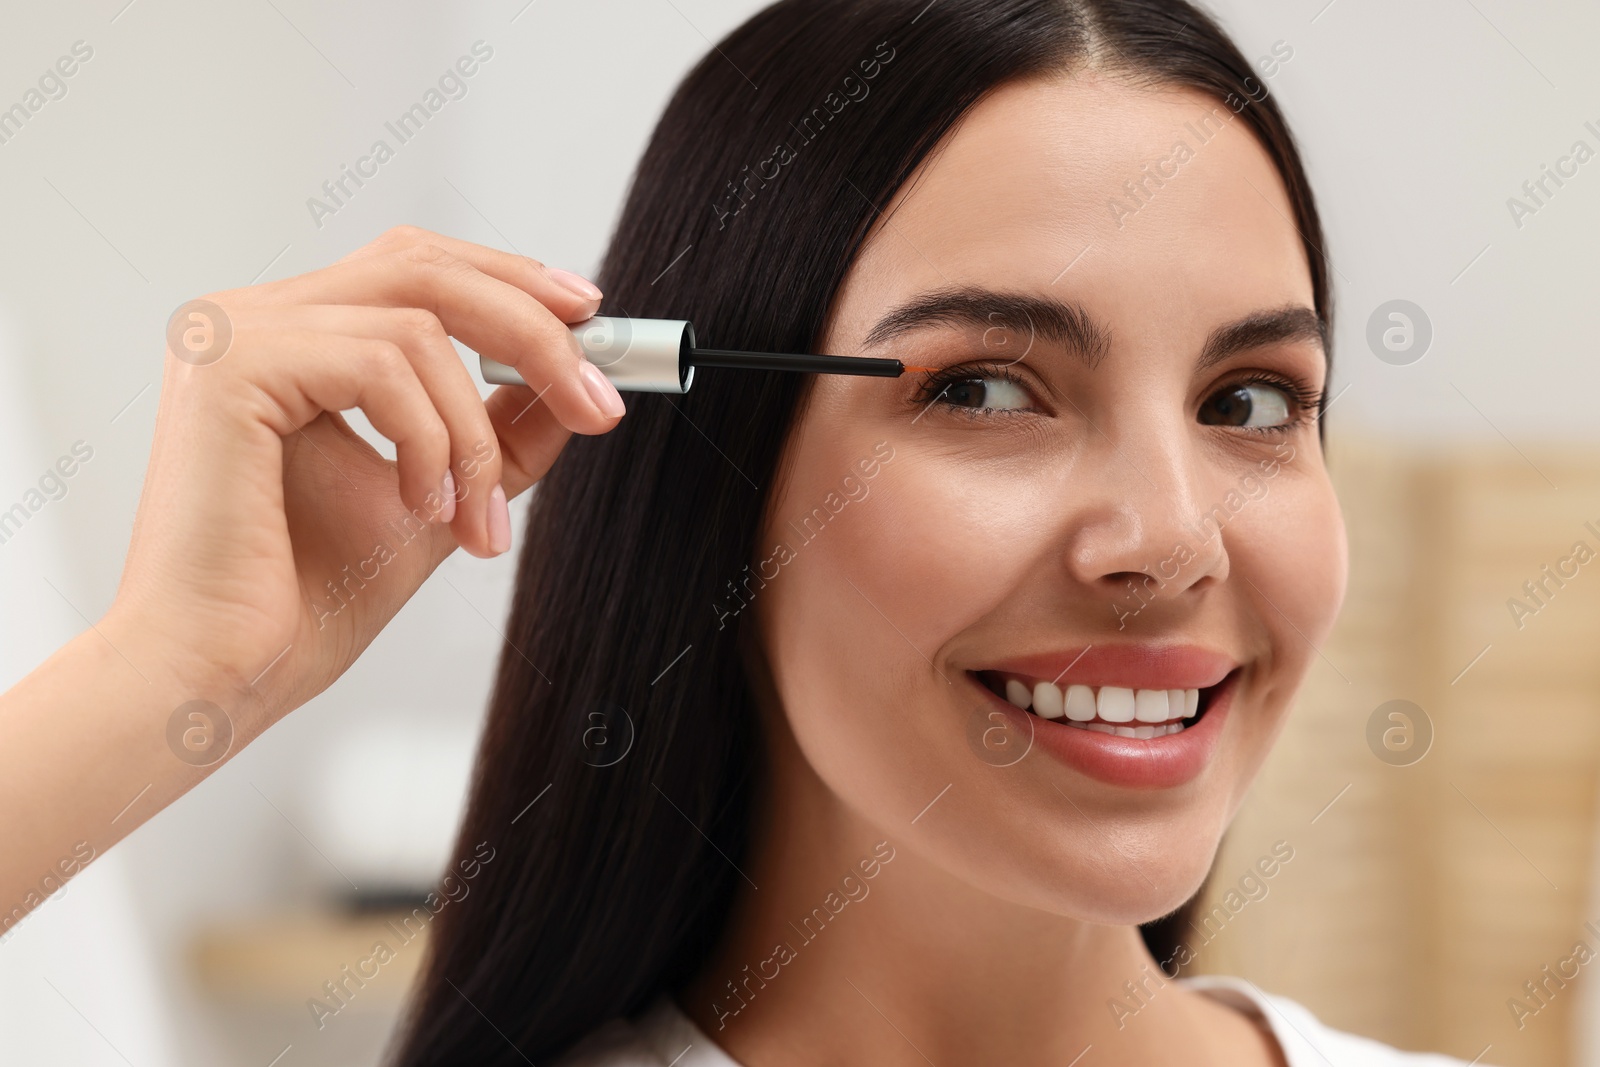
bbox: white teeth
[1032,681,1065,720]
[1097,686,1136,723]
[1064,684,1097,721]
[1066,720,1188,739]
[992,676,1202,736]
[1134,689,1169,723]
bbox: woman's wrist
[95,603,288,745]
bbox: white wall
[0,1,1596,1064]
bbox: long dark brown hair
[391,1,1330,1062]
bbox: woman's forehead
[828,73,1314,356]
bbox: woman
[0,0,1482,1064]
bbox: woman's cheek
[1232,473,1348,669]
[1279,475,1347,645]
[816,449,1039,652]
[755,443,1029,782]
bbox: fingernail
[547,267,603,302]
[487,484,511,555]
[439,470,457,524]
[579,360,626,419]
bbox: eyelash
[912,362,1325,432]
[912,360,1035,416]
[1219,371,1324,436]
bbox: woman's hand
[0,228,626,921]
[103,225,627,729]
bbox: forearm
[0,617,238,931]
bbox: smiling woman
[376,1,1465,1065]
[0,0,1492,1065]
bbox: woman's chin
[1087,879,1213,927]
[965,789,1233,923]
[1055,861,1218,926]
[927,834,1223,927]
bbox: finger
[255,304,507,558]
[339,225,603,324]
[421,384,575,571]
[235,327,452,525]
[226,246,626,438]
[484,384,575,500]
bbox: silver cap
[480,316,695,394]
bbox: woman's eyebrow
[1196,304,1327,370]
[861,285,1325,369]
[861,286,1112,367]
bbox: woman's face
[753,71,1347,924]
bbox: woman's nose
[1056,437,1230,608]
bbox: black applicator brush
[479,316,936,395]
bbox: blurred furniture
[192,911,426,1067]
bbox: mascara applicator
[479,316,935,394]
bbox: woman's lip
[971,669,1238,790]
[973,644,1236,691]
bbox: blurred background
[1,0,1597,1064]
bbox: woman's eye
[1198,382,1291,429]
[935,376,1032,412]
